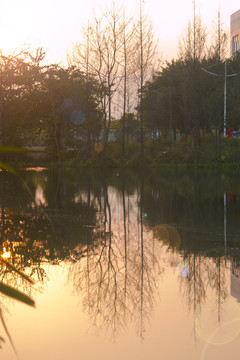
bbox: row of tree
[142,3,240,155]
[143,54,240,149]
[68,0,159,155]
[0,0,239,156]
[0,48,104,154]
[0,0,157,155]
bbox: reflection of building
[231,264,240,302]
[231,9,240,56]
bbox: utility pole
[224,58,227,136]
[139,0,144,154]
[202,59,237,136]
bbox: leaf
[0,145,62,158]
[0,161,19,176]
[0,282,35,307]
[0,258,35,284]
[0,145,42,153]
[0,307,19,359]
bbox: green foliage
[33,135,240,169]
[142,54,240,156]
[0,274,34,306]
[0,161,18,176]
[1,46,240,165]
[0,49,103,155]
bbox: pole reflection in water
[0,168,240,359]
[224,191,227,264]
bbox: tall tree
[70,2,125,148]
[210,8,229,61]
[178,0,207,63]
[178,0,207,151]
[120,10,135,157]
[134,0,159,154]
[41,65,102,154]
[0,48,46,146]
[143,59,185,140]
[139,0,144,154]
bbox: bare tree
[70,2,125,147]
[178,0,207,151]
[69,1,160,154]
[133,0,160,154]
[117,10,139,156]
[210,7,229,61]
[121,10,131,156]
[178,0,207,62]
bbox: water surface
[1,168,240,360]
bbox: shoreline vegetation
[0,4,238,169]
[4,135,240,171]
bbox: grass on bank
[3,135,240,169]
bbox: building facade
[231,9,240,56]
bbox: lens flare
[178,264,190,277]
[201,317,240,360]
[70,109,86,125]
[60,98,86,126]
[196,297,240,347]
[62,98,73,108]
[94,142,104,153]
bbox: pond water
[1,167,240,360]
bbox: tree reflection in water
[178,253,229,340]
[68,178,164,341]
[1,168,240,348]
[0,171,37,357]
[66,170,240,342]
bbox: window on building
[232,34,239,56]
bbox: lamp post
[202,59,237,136]
[224,59,227,136]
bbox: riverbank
[4,135,240,171]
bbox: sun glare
[0,0,238,63]
[2,247,11,260]
[0,1,36,55]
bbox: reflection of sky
[2,177,240,359]
[2,259,240,360]
[34,185,48,207]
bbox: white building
[231,9,240,56]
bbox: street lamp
[202,59,237,136]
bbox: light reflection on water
[0,168,240,359]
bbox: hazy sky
[0,0,240,64]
